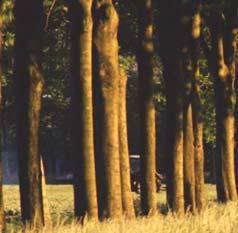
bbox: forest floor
[4,184,238,232]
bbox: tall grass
[5,185,238,233]
[14,202,238,233]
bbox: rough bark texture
[93,0,122,219]
[191,11,206,212]
[69,0,98,220]
[209,7,237,201]
[118,68,135,219]
[0,3,5,231]
[135,0,157,216]
[159,1,185,216]
[14,0,45,227]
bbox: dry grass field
[4,184,238,233]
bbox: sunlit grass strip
[10,202,238,233]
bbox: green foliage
[200,58,216,146]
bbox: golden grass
[4,184,238,233]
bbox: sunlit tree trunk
[14,0,45,227]
[191,10,205,212]
[135,0,157,216]
[210,8,237,201]
[69,0,98,220]
[0,3,5,231]
[183,103,195,212]
[93,0,122,219]
[182,4,203,213]
[118,68,135,218]
[182,28,195,213]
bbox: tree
[14,0,45,227]
[158,0,185,216]
[118,68,135,218]
[93,0,122,218]
[206,0,238,201]
[69,0,98,220]
[182,2,201,213]
[191,7,206,212]
[183,104,195,212]
[0,2,5,231]
[135,0,157,215]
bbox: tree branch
[44,0,57,31]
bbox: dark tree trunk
[135,0,157,216]
[69,0,98,220]
[93,0,122,219]
[0,3,5,231]
[158,1,185,216]
[14,0,45,227]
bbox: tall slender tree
[14,0,45,227]
[69,0,98,220]
[181,2,202,213]
[207,1,238,201]
[0,2,5,231]
[191,8,205,212]
[93,0,122,218]
[118,68,135,218]
[158,0,185,216]
[135,0,157,216]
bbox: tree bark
[165,64,184,216]
[118,68,135,219]
[183,103,196,212]
[191,10,206,212]
[69,0,98,220]
[182,3,205,213]
[93,0,122,219]
[158,1,185,216]
[14,0,45,227]
[209,9,237,202]
[135,0,157,216]
[0,3,5,231]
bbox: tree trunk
[192,61,206,211]
[69,0,98,220]
[210,10,237,202]
[93,0,122,219]
[191,10,206,212]
[14,0,45,227]
[158,1,185,216]
[135,0,157,216]
[165,65,184,216]
[183,103,196,212]
[182,4,204,213]
[118,68,135,219]
[0,3,5,231]
[40,158,52,227]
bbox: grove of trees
[0,0,237,230]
